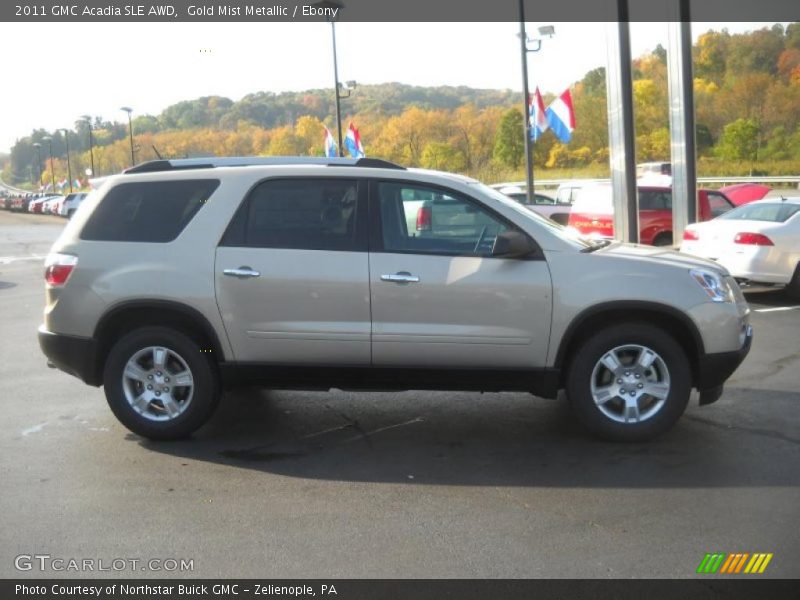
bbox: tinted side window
[81,180,218,242]
[233,179,360,251]
[534,194,555,205]
[378,182,509,257]
[639,190,672,210]
[707,192,733,218]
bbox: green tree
[726,27,785,75]
[421,142,465,172]
[715,118,760,163]
[786,22,800,50]
[492,108,524,169]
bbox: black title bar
[2,0,799,22]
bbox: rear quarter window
[80,180,219,242]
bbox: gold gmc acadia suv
[38,157,752,442]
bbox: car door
[638,188,672,244]
[704,190,735,220]
[368,179,552,368]
[215,177,371,365]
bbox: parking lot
[0,208,798,579]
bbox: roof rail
[123,156,405,174]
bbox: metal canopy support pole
[667,2,696,243]
[605,12,638,244]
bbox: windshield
[470,182,591,249]
[718,202,800,223]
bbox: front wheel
[103,326,220,440]
[566,323,691,442]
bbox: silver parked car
[38,157,752,441]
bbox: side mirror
[492,230,537,258]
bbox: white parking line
[21,422,47,437]
[0,255,46,265]
[754,306,800,313]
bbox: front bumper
[38,325,101,386]
[694,323,753,394]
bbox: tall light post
[61,129,74,193]
[32,142,43,190]
[80,115,96,177]
[41,136,56,194]
[518,3,555,205]
[120,106,135,166]
[314,0,347,156]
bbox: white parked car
[36,195,65,214]
[498,186,572,225]
[680,197,800,298]
[59,192,89,218]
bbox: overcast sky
[0,21,783,152]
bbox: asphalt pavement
[0,210,798,579]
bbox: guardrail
[0,178,35,195]
[492,175,800,190]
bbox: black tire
[565,322,691,442]
[785,263,800,301]
[103,326,220,440]
[652,232,673,247]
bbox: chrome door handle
[223,266,261,278]
[381,272,420,284]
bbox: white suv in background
[59,192,89,218]
[38,157,752,442]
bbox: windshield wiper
[580,239,614,253]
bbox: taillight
[683,229,699,241]
[44,253,78,287]
[733,232,773,246]
[416,206,432,231]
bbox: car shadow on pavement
[132,386,800,488]
[744,288,797,306]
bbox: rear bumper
[38,325,101,386]
[694,324,753,395]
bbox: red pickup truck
[567,184,735,246]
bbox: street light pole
[330,20,344,156]
[32,142,42,190]
[42,136,56,194]
[313,0,347,157]
[80,115,96,177]
[517,3,554,205]
[121,107,135,166]
[518,3,534,206]
[62,129,74,193]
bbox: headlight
[690,268,734,303]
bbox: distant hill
[158,83,519,131]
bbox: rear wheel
[566,323,691,441]
[103,326,220,440]
[652,232,673,247]
[786,263,800,300]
